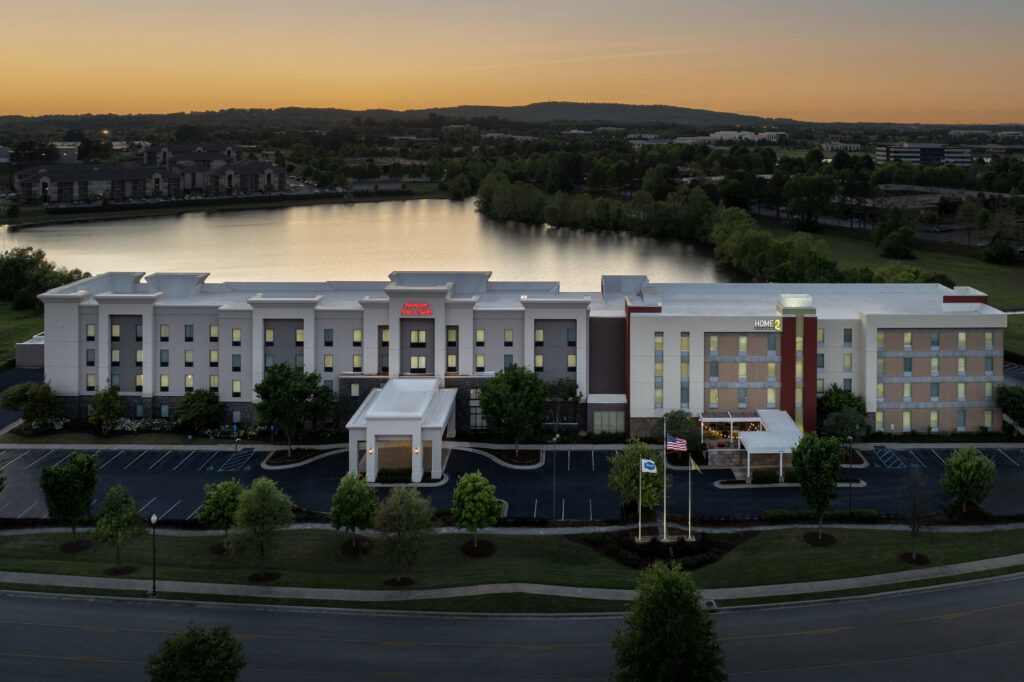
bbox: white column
[411,432,424,483]
[746,451,751,482]
[431,435,442,479]
[348,431,359,473]
[366,435,378,483]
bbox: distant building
[875,143,971,168]
[707,131,788,145]
[561,129,592,140]
[822,142,861,152]
[14,165,176,202]
[0,146,10,164]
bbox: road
[1,574,1022,680]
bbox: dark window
[567,328,577,347]
[184,324,194,342]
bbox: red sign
[401,301,433,316]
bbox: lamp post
[150,513,157,596]
[551,432,559,520]
[846,436,853,516]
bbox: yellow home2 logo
[754,319,781,331]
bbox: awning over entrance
[346,377,457,483]
[738,409,803,481]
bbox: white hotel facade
[40,272,1006,465]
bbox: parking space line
[138,497,157,513]
[567,454,571,472]
[907,450,927,468]
[931,449,944,466]
[24,451,53,469]
[148,450,173,471]
[589,498,593,521]
[996,449,1020,467]
[533,498,538,518]
[198,451,220,471]
[0,500,15,514]
[591,451,595,471]
[187,504,203,521]
[2,450,30,467]
[173,451,197,471]
[561,498,566,521]
[123,451,147,470]
[16,501,39,519]
[99,450,125,470]
[161,500,181,518]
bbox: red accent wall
[781,316,796,420]
[624,303,661,437]
[942,295,988,304]
[803,316,817,431]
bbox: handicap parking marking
[198,451,222,472]
[874,447,905,469]
[147,450,174,471]
[24,450,56,469]
[218,448,255,472]
[123,451,148,471]
[172,451,197,471]
[16,501,39,519]
[905,449,927,468]
[137,496,157,513]
[160,500,182,518]
[996,449,1020,467]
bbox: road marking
[123,451,147,470]
[99,450,124,470]
[16,501,39,518]
[161,499,181,518]
[533,498,537,518]
[173,451,196,471]
[997,449,1020,467]
[906,450,927,468]
[931,449,944,466]
[24,451,53,469]
[589,498,593,521]
[148,450,173,470]
[137,497,157,513]
[198,451,220,471]
[591,450,595,471]
[187,504,203,521]
[0,500,14,514]
[2,450,30,467]
[567,453,571,472]
[561,498,565,521]
[53,452,73,467]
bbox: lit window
[985,331,993,349]
[767,362,776,380]
[411,329,426,346]
[111,349,120,366]
[957,383,966,401]
[86,374,96,391]
[296,329,304,346]
[210,324,219,342]
[817,379,824,395]
[381,328,390,345]
[876,412,884,431]
[680,333,689,352]
[844,353,852,372]
[654,332,663,351]
[210,375,218,389]
[930,410,939,432]
[111,324,120,341]
[446,327,456,346]
[568,354,577,371]
[447,354,457,372]
[877,383,884,399]
[352,329,361,346]
[475,354,485,371]
[985,382,992,399]
[324,354,333,372]
[534,354,544,371]
[160,374,169,392]
[86,323,96,341]
[504,329,513,347]
[184,349,194,367]
[766,387,776,408]
[135,374,143,391]
[476,329,485,346]
[877,357,885,375]
[985,410,993,429]
[709,335,718,354]
[351,383,360,398]
[903,332,912,349]
[795,360,803,379]
[654,387,663,408]
[411,355,426,373]
[232,380,241,398]
[739,335,748,354]
[795,335,803,352]
[184,374,194,392]
[210,349,219,366]
[958,357,966,376]
[680,360,689,378]
[352,354,362,372]
[817,328,824,345]
[232,328,241,346]
[160,324,169,342]
[265,328,275,345]
[709,388,718,408]
[654,361,664,377]
[957,332,966,350]
[877,331,885,348]
[903,410,911,432]
[903,383,911,402]
[738,362,747,381]
[930,357,939,376]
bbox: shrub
[764,509,796,523]
[751,470,781,485]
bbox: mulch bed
[900,552,931,565]
[265,448,325,466]
[209,541,228,556]
[803,531,837,547]
[341,538,372,556]
[247,572,281,583]
[385,577,414,587]
[460,539,496,558]
[60,540,92,554]
[104,566,137,576]
[571,529,758,570]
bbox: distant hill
[420,102,786,127]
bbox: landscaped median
[1,525,1023,612]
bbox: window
[985,331,993,350]
[351,329,361,347]
[876,411,884,431]
[903,332,912,350]
[160,324,169,342]
[232,410,241,424]
[903,383,911,402]
[985,356,994,375]
[957,382,966,401]
[86,323,96,341]
[843,353,852,372]
[654,387,663,408]
[985,410,993,430]
[411,329,426,347]
[709,388,719,408]
[930,410,939,432]
[411,355,426,373]
[111,324,120,342]
[381,352,389,372]
[504,354,513,368]
[135,374,144,391]
[475,354,485,372]
[767,334,777,355]
[795,335,803,352]
[877,382,884,399]
[265,328,274,346]
[817,328,824,345]
[352,354,362,372]
[381,328,390,346]
[567,328,576,347]
[446,327,456,347]
[469,405,486,429]
[816,353,824,369]
[184,374,194,392]
[476,329,485,347]
[324,328,334,347]
[877,331,885,349]
[930,331,939,349]
[681,385,690,407]
[957,357,966,376]
[210,324,219,342]
[930,357,939,376]
[594,411,625,434]
[738,362,747,382]
[738,387,748,408]
[534,354,544,372]
[535,328,545,346]
[709,361,718,381]
[931,382,940,401]
[795,386,802,408]
[447,354,458,372]
[110,373,120,388]
[160,349,169,367]
[136,324,143,342]
[767,362,776,380]
[296,329,304,347]
[843,378,852,391]
[160,404,170,418]
[351,383,360,398]
[654,332,663,352]
[957,331,966,350]
[86,348,95,366]
[654,361,663,378]
[985,382,993,400]
[795,359,803,379]
[568,354,577,372]
[209,375,218,389]
[767,387,778,408]
[709,335,718,354]
[232,380,241,398]
[843,328,852,346]
[817,378,825,396]
[903,357,913,375]
[232,354,241,372]
[184,349,194,367]
[504,329,513,347]
[86,374,96,391]
[295,354,303,369]
[739,335,748,355]
[210,349,219,367]
[184,324,193,342]
[877,356,885,375]
[160,374,169,392]
[957,409,966,431]
[680,360,689,378]
[680,333,690,352]
[232,328,241,346]
[324,354,333,372]
[903,410,911,432]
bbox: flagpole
[637,460,642,541]
[687,454,694,541]
[662,417,668,541]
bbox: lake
[1,199,728,290]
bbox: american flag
[667,435,688,452]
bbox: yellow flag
[689,457,702,474]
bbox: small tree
[905,467,931,561]
[817,383,867,430]
[452,470,502,548]
[607,439,671,518]
[478,363,548,455]
[88,385,123,434]
[39,452,98,547]
[611,562,726,682]
[93,484,144,570]
[231,477,293,578]
[173,389,225,433]
[941,446,996,513]
[0,382,62,425]
[146,623,247,682]
[791,432,843,540]
[329,471,379,547]
[254,363,333,457]
[663,410,702,462]
[196,479,244,539]
[997,385,1024,427]
[547,378,581,427]
[373,486,434,583]
[820,405,869,443]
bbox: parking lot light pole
[552,432,559,520]
[847,436,853,516]
[150,513,157,596]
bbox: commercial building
[875,143,972,168]
[38,272,1005,456]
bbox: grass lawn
[0,303,43,365]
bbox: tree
[663,410,701,463]
[997,385,1024,427]
[478,363,548,455]
[88,385,123,434]
[820,405,869,443]
[329,471,379,547]
[611,562,726,682]
[196,479,244,538]
[817,383,866,430]
[373,486,434,582]
[547,378,581,427]
[791,432,843,539]
[173,389,225,433]
[451,471,502,548]
[607,439,671,517]
[784,173,838,231]
[231,477,293,578]
[0,382,62,425]
[39,452,98,546]
[93,484,144,570]
[253,363,332,457]
[941,446,996,513]
[146,623,247,682]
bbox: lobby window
[475,354,485,372]
[265,329,274,346]
[411,355,426,374]
[903,383,911,402]
[134,374,143,391]
[210,349,219,367]
[957,409,966,432]
[184,349,194,367]
[903,410,911,432]
[209,375,218,389]
[876,412,884,432]
[504,354,513,368]
[381,328,390,346]
[985,410,993,430]
[903,357,912,375]
[817,378,825,396]
[843,378,852,391]
[352,354,362,372]
[410,330,426,347]
[985,382,993,400]
[709,388,719,408]
[817,328,824,346]
[232,410,241,424]
[957,357,966,376]
[535,328,544,346]
[843,328,852,347]
[843,353,852,373]
[930,331,939,350]
[184,374,194,392]
[447,354,458,372]
[296,329,304,347]
[184,324,194,342]
[568,354,577,372]
[903,332,912,350]
[877,357,885,376]
[136,324,143,342]
[816,353,824,369]
[957,332,966,350]
[111,374,120,388]
[160,349,169,367]
[594,411,625,434]
[957,382,966,401]
[930,410,939,432]
[767,334,776,355]
[324,328,333,347]
[160,324,169,342]
[680,333,690,352]
[709,361,718,382]
[232,380,241,398]
[352,329,361,347]
[985,331,993,350]
[930,357,939,376]
[737,387,748,408]
[232,328,241,346]
[265,354,274,368]
[738,362,747,382]
[446,327,456,347]
[232,354,241,372]
[351,383,360,399]
[567,328,576,347]
[475,329,485,347]
[709,335,718,355]
[210,324,219,342]
[877,331,885,349]
[111,324,120,342]
[504,329,513,347]
[767,387,777,408]
[86,323,96,341]
[324,354,333,372]
[767,362,776,380]
[160,374,169,392]
[295,354,303,369]
[931,383,939,401]
[985,356,994,375]
[739,335,748,355]
[86,349,95,367]
[160,404,170,419]
[534,354,544,372]
[86,374,96,391]
[654,387,663,409]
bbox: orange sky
[4,1,1022,124]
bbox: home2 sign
[401,302,433,316]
